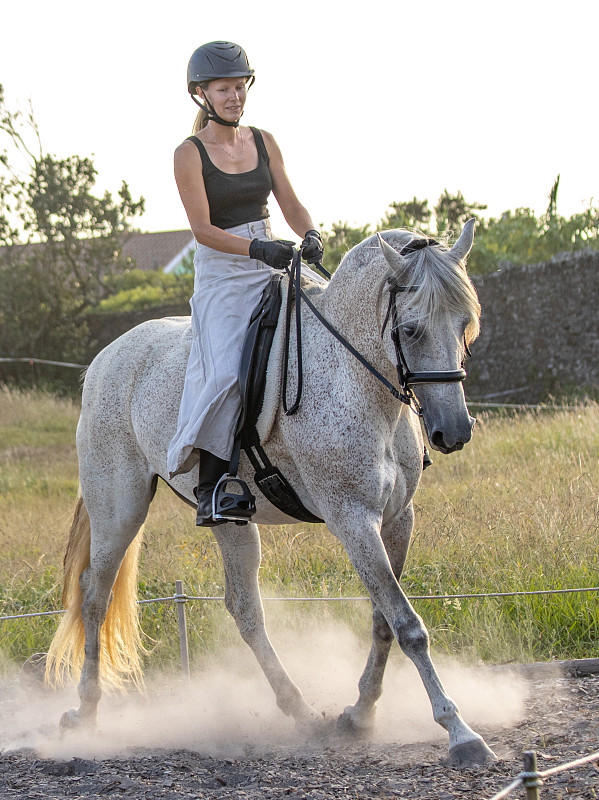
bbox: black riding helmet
[187,41,255,128]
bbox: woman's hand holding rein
[249,230,325,270]
[300,230,324,265]
[249,238,295,269]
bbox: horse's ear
[377,233,409,280]
[449,218,475,263]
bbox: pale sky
[1,0,597,243]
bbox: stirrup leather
[212,474,256,522]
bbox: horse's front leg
[331,508,496,767]
[213,522,322,732]
[338,504,414,735]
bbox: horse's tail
[45,493,146,691]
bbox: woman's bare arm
[174,140,252,255]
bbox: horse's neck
[316,255,387,366]
[302,257,401,421]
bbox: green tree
[467,207,540,273]
[320,182,599,277]
[321,221,373,274]
[536,174,599,260]
[468,177,599,274]
[320,192,490,274]
[0,85,144,376]
[434,189,487,235]
[99,268,193,312]
[379,197,432,232]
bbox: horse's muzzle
[427,415,476,454]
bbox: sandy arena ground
[2,628,599,799]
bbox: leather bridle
[282,239,469,418]
[382,282,468,412]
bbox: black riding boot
[194,450,229,527]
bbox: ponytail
[191,81,211,134]
[192,108,208,133]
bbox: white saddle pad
[256,269,326,443]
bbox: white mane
[345,230,481,344]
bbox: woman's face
[199,77,248,123]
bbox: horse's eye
[402,324,417,338]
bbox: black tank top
[187,127,272,229]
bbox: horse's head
[377,220,481,454]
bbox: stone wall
[86,250,599,403]
[467,250,599,401]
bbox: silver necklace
[206,125,245,160]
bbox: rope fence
[4,582,599,682]
[0,357,88,369]
[0,357,87,389]
[487,749,599,800]
[467,401,586,410]
[1,358,594,412]
[2,583,598,623]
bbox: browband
[399,237,439,256]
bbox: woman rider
[166,41,324,526]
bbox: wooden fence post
[175,580,190,680]
[523,751,542,800]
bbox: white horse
[46,220,496,767]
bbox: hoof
[60,708,96,734]
[336,705,375,739]
[448,737,497,768]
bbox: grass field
[0,386,598,676]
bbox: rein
[282,251,405,415]
[281,241,468,417]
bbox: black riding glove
[249,238,294,269]
[300,229,324,264]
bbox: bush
[98,269,193,311]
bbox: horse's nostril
[430,430,446,449]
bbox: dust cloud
[0,615,527,761]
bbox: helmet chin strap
[191,94,241,128]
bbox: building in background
[121,230,194,274]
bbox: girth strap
[242,428,322,523]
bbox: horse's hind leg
[337,603,393,736]
[61,471,155,731]
[213,522,321,730]
[338,506,413,735]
